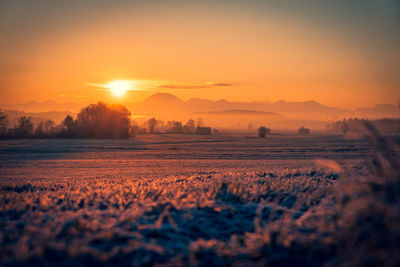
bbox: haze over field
[3,92,399,131]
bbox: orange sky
[1,0,399,108]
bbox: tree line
[132,117,206,134]
[0,102,131,139]
[327,118,400,135]
[0,102,212,139]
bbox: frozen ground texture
[0,133,399,266]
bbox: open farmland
[0,134,371,179]
[0,134,399,266]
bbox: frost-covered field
[0,134,399,266]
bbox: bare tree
[0,109,8,137]
[196,118,204,128]
[15,116,33,137]
[62,115,75,137]
[35,119,55,137]
[341,119,349,136]
[183,119,196,133]
[148,118,158,133]
[130,120,140,135]
[166,121,183,133]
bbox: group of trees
[327,118,400,135]
[132,117,205,134]
[3,105,398,139]
[327,119,350,135]
[0,112,39,138]
[256,117,400,138]
[72,102,131,138]
[257,125,313,138]
[0,103,212,139]
[0,102,131,139]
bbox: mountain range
[3,93,399,121]
[129,93,399,120]
[3,100,84,113]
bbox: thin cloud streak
[156,82,233,90]
[87,80,233,92]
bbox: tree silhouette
[61,115,75,137]
[148,118,158,133]
[0,109,8,137]
[257,126,268,138]
[75,102,131,138]
[341,119,350,136]
[34,119,55,137]
[196,118,204,128]
[15,116,33,137]
[166,121,183,133]
[183,119,196,133]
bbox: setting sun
[107,80,132,97]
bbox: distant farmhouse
[298,126,310,135]
[196,127,212,135]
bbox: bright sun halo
[107,80,131,97]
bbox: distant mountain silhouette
[185,98,272,112]
[129,93,347,119]
[353,104,400,119]
[143,92,184,105]
[128,93,400,120]
[197,109,281,116]
[4,100,84,113]
[4,110,74,124]
[4,93,399,119]
[132,93,186,114]
[266,100,345,117]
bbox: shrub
[257,126,269,138]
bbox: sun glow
[107,80,132,97]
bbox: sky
[0,0,399,108]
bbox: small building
[196,127,212,135]
[298,126,310,135]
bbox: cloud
[86,80,233,92]
[206,82,232,87]
[157,82,233,90]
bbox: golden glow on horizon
[0,2,398,107]
[106,80,133,97]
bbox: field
[1,133,399,266]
